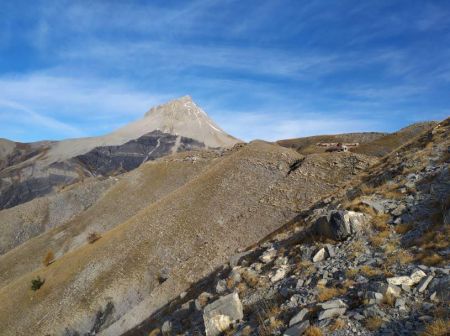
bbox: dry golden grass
[395,223,413,234]
[371,214,390,232]
[236,282,248,294]
[295,260,316,276]
[422,319,450,336]
[383,241,398,254]
[348,240,366,259]
[346,268,358,279]
[268,317,284,331]
[226,277,236,289]
[383,292,396,307]
[240,326,253,336]
[360,265,383,278]
[304,325,323,336]
[369,230,390,247]
[329,318,346,331]
[42,250,55,267]
[419,253,444,266]
[317,285,346,302]
[242,270,260,287]
[364,316,384,331]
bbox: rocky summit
[0,100,448,336]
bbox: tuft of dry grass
[226,277,236,289]
[369,230,390,247]
[329,318,346,331]
[236,282,248,294]
[383,292,396,307]
[317,285,346,302]
[360,265,383,278]
[422,319,450,336]
[371,214,390,232]
[364,316,384,331]
[294,260,316,276]
[241,270,259,288]
[419,253,444,266]
[304,325,323,336]
[349,240,366,259]
[346,268,358,279]
[43,250,55,266]
[87,232,101,244]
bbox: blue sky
[0,0,449,142]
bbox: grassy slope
[277,132,386,155]
[0,142,304,335]
[0,150,214,289]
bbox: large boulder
[313,210,370,241]
[203,293,243,336]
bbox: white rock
[270,266,288,283]
[319,299,348,310]
[260,248,277,263]
[387,269,426,287]
[289,308,309,327]
[318,307,347,320]
[386,284,401,298]
[417,275,433,293]
[410,269,427,284]
[203,293,243,336]
[312,248,327,262]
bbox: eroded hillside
[0,140,376,336]
[121,119,449,336]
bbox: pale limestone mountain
[0,96,242,210]
[43,95,240,164]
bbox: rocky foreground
[128,120,449,336]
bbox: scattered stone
[313,210,370,241]
[289,308,309,327]
[312,248,328,262]
[229,250,252,268]
[318,307,347,320]
[319,299,348,310]
[260,248,277,263]
[417,275,433,293]
[203,293,243,336]
[270,266,288,283]
[216,279,227,294]
[161,320,172,334]
[283,320,310,336]
[325,244,335,257]
[387,269,426,286]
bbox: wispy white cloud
[0,99,84,138]
[0,73,173,141]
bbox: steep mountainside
[0,140,377,335]
[122,119,449,336]
[0,96,240,210]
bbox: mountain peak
[132,96,241,148]
[144,95,197,118]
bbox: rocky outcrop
[312,210,370,241]
[203,293,243,336]
[74,130,205,176]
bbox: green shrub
[31,276,45,291]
